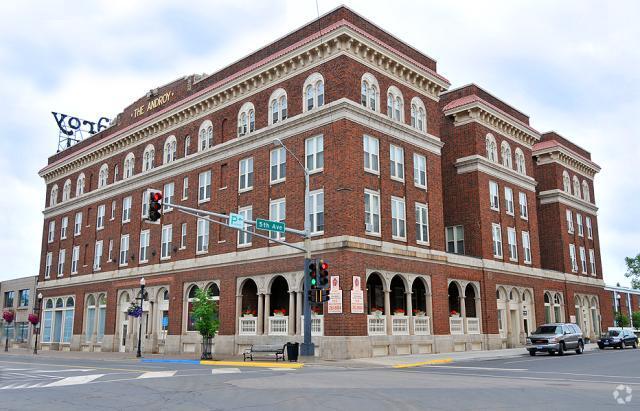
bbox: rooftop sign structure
[52,111,111,152]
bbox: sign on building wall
[350,276,364,314]
[328,276,342,314]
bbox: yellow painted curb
[200,360,303,369]
[392,358,453,369]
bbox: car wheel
[633,341,637,349]
[620,342,625,349]
[575,341,584,354]
[529,350,536,356]
[558,343,564,356]
[598,344,604,350]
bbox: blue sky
[0,0,638,287]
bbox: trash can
[286,342,299,362]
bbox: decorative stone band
[455,155,537,192]
[538,189,599,215]
[533,146,601,179]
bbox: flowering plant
[412,309,425,316]
[393,308,405,315]
[2,310,14,324]
[273,308,287,316]
[370,307,383,315]
[28,313,40,325]
[127,303,143,318]
[450,310,459,317]
[311,306,322,315]
[242,309,257,317]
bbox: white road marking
[425,365,528,371]
[0,383,19,390]
[212,368,241,374]
[269,368,297,371]
[137,371,177,379]
[28,369,95,373]
[45,374,105,387]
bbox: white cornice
[533,147,600,178]
[538,189,599,215]
[38,235,605,291]
[444,100,541,148]
[42,99,443,218]
[455,155,537,192]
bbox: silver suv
[526,323,584,356]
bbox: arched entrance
[268,276,289,335]
[366,273,385,314]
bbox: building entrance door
[119,322,128,353]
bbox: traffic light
[307,259,318,288]
[147,189,163,223]
[318,259,329,289]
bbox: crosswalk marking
[45,374,105,387]
[211,368,241,374]
[269,367,297,371]
[137,371,177,379]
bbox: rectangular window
[197,218,209,253]
[270,147,286,183]
[504,187,514,215]
[305,135,324,172]
[522,231,531,264]
[237,206,253,246]
[161,225,172,259]
[309,189,324,234]
[180,223,187,249]
[94,241,103,270]
[507,227,517,261]
[239,157,254,192]
[492,223,503,258]
[413,153,427,188]
[579,246,587,273]
[107,239,113,262]
[60,216,68,239]
[586,216,593,239]
[122,196,132,223]
[141,190,149,218]
[489,181,499,210]
[163,182,174,211]
[364,190,381,235]
[48,220,55,243]
[446,226,464,254]
[3,291,14,308]
[269,199,286,240]
[391,197,406,240]
[415,203,429,244]
[71,245,79,274]
[139,230,150,263]
[519,192,528,219]
[589,249,596,275]
[119,235,129,266]
[566,209,574,233]
[57,249,65,277]
[74,212,82,236]
[97,204,105,229]
[363,135,379,173]
[576,213,583,237]
[389,144,405,181]
[198,170,211,202]
[111,200,116,220]
[182,177,189,200]
[45,252,52,278]
[18,289,29,307]
[569,243,577,272]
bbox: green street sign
[256,218,285,233]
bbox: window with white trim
[413,153,427,188]
[507,227,517,261]
[492,223,503,258]
[361,73,379,111]
[93,241,102,271]
[45,252,52,278]
[573,176,581,199]
[142,144,155,171]
[163,135,177,164]
[519,192,528,219]
[123,153,135,179]
[569,243,577,272]
[303,73,324,111]
[60,216,68,239]
[269,198,286,240]
[197,218,209,253]
[237,102,255,137]
[119,235,129,266]
[76,173,85,196]
[364,190,380,235]
[305,135,324,172]
[111,200,116,220]
[182,177,188,199]
[48,220,55,243]
[163,182,174,211]
[113,165,119,182]
[489,181,499,210]
[141,190,149,218]
[184,135,191,156]
[180,223,187,249]
[270,147,286,183]
[386,86,403,121]
[107,239,113,262]
[74,212,82,236]
[514,148,526,175]
[579,246,587,273]
[139,230,149,263]
[97,204,105,230]
[562,171,571,193]
[586,216,593,239]
[308,189,324,234]
[198,170,211,202]
[57,249,65,277]
[390,144,405,181]
[501,142,512,169]
[71,246,80,274]
[161,225,172,259]
[199,120,213,151]
[410,97,426,132]
[239,157,254,192]
[486,134,498,162]
[415,203,429,244]
[504,187,514,215]
[269,89,288,124]
[589,249,596,275]
[391,196,406,240]
[446,226,464,254]
[49,185,58,207]
[566,209,574,233]
[363,135,379,174]
[576,213,583,237]
[582,180,591,203]
[237,206,252,246]
[62,179,71,202]
[522,231,531,264]
[98,165,108,188]
[122,196,132,223]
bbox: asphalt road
[1,347,638,410]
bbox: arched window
[186,285,200,332]
[49,184,58,207]
[97,294,106,343]
[360,73,379,111]
[184,135,191,157]
[123,153,135,179]
[582,180,590,203]
[207,283,220,321]
[500,142,512,169]
[514,148,526,175]
[76,173,85,196]
[98,164,109,188]
[553,293,563,322]
[303,73,325,112]
[562,171,571,193]
[386,86,404,121]
[142,145,155,172]
[572,176,581,199]
[269,88,288,125]
[410,97,426,132]
[237,103,255,137]
[163,135,177,164]
[113,165,119,183]
[62,179,72,202]
[198,120,213,151]
[544,292,551,323]
[485,134,498,162]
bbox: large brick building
[36,6,611,358]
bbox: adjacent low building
[0,276,38,348]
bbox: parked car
[525,323,584,356]
[597,329,638,349]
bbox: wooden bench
[243,344,285,361]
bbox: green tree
[191,288,219,359]
[632,311,640,329]
[615,311,629,327]
[624,254,640,289]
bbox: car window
[563,325,572,334]
[608,330,621,337]
[534,326,561,334]
[572,325,581,333]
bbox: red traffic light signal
[147,189,163,223]
[318,259,329,289]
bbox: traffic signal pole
[301,169,314,357]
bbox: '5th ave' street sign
[256,218,285,233]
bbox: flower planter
[414,312,426,317]
[242,314,255,318]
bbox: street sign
[229,213,245,229]
[256,218,285,233]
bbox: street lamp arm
[274,138,309,176]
